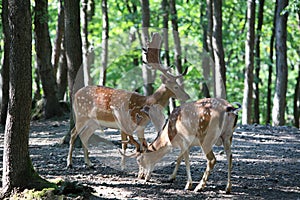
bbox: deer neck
[146,84,173,107]
[148,123,171,152]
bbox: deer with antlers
[66,33,190,169]
[117,98,241,193]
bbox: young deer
[135,98,241,193]
[67,33,190,168]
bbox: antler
[144,32,188,80]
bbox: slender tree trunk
[293,13,300,128]
[63,0,83,143]
[52,0,65,76]
[272,0,289,126]
[294,66,300,128]
[100,0,109,86]
[0,0,10,126]
[1,0,49,197]
[34,0,62,119]
[169,0,183,74]
[82,0,92,86]
[162,0,170,68]
[140,0,154,96]
[242,0,255,124]
[266,2,277,124]
[201,0,211,98]
[212,0,226,98]
[57,42,68,101]
[253,0,265,124]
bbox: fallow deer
[133,98,241,193]
[67,33,190,168]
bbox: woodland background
[0,0,299,127]
[0,0,299,197]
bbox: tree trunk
[272,0,289,126]
[34,0,62,119]
[0,0,10,126]
[82,0,92,86]
[253,0,265,124]
[100,0,109,86]
[1,0,50,197]
[57,42,68,101]
[242,0,255,124]
[63,0,83,143]
[52,0,65,76]
[294,13,300,128]
[294,66,300,128]
[140,0,154,96]
[201,0,211,98]
[212,0,226,98]
[169,0,183,75]
[266,2,277,125]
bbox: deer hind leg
[183,151,193,190]
[67,127,79,168]
[223,136,233,193]
[194,150,216,192]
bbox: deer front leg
[194,150,216,192]
[137,128,148,152]
[183,151,193,190]
[67,127,78,168]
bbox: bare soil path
[0,116,300,199]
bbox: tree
[253,0,265,124]
[272,0,289,126]
[293,11,300,128]
[266,2,277,124]
[140,0,154,96]
[99,0,109,86]
[52,0,65,76]
[1,0,50,196]
[0,0,9,126]
[169,0,183,74]
[242,0,255,124]
[63,0,83,143]
[34,0,62,118]
[212,0,226,98]
[82,0,92,86]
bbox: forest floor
[0,115,300,199]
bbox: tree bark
[82,0,92,86]
[169,0,183,75]
[212,0,226,98]
[0,0,10,126]
[140,0,154,96]
[272,0,289,126]
[2,0,50,197]
[100,0,109,86]
[57,42,68,101]
[52,0,65,76]
[253,0,265,124]
[201,0,211,98]
[242,0,255,124]
[294,66,300,128]
[34,0,62,119]
[63,0,83,143]
[266,2,277,125]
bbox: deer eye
[173,85,179,90]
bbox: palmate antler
[144,33,188,79]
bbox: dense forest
[0,0,299,197]
[0,0,299,126]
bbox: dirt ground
[0,115,300,199]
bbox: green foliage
[0,0,299,125]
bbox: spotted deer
[133,98,241,193]
[66,33,190,168]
